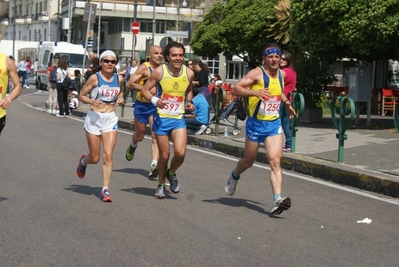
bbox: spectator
[47,60,58,114]
[69,90,79,113]
[56,58,70,117]
[187,60,194,71]
[84,57,100,81]
[24,57,31,88]
[33,59,38,89]
[279,52,297,152]
[185,87,210,135]
[192,58,211,105]
[16,57,27,86]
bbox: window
[202,55,220,76]
[139,19,168,34]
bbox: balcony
[64,1,205,22]
[15,15,24,24]
[38,12,49,22]
[24,16,32,24]
[0,19,9,26]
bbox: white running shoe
[225,173,238,196]
[195,125,207,135]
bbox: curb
[72,109,399,198]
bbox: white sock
[81,158,86,166]
[102,187,109,192]
[151,160,158,166]
[130,141,137,148]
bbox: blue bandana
[263,48,282,57]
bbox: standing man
[0,53,22,137]
[125,46,163,179]
[224,43,296,215]
[141,41,195,199]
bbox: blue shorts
[152,115,186,136]
[134,101,156,124]
[245,117,282,143]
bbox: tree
[291,0,399,62]
[190,0,279,68]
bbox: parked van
[37,42,89,90]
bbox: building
[0,0,247,83]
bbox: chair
[381,88,396,116]
[371,88,382,114]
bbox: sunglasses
[281,58,287,61]
[102,59,117,64]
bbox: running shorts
[84,110,118,135]
[134,101,156,124]
[152,115,186,136]
[245,117,282,143]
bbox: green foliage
[291,0,399,62]
[295,52,335,108]
[190,0,279,67]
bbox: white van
[37,41,89,90]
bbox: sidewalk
[72,100,399,198]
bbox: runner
[224,43,296,215]
[76,50,125,202]
[140,41,195,199]
[125,46,163,179]
[0,53,22,137]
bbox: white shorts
[84,110,118,135]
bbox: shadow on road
[202,197,271,215]
[121,187,178,200]
[113,167,149,179]
[64,185,102,198]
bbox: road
[1,90,399,267]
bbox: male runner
[224,43,296,215]
[141,41,195,199]
[0,53,22,137]
[125,46,163,178]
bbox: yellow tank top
[136,62,153,103]
[248,67,283,121]
[157,64,190,119]
[0,54,9,118]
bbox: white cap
[99,50,117,61]
[215,80,223,85]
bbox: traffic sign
[131,21,140,35]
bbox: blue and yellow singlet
[136,62,153,103]
[248,67,284,121]
[156,64,190,119]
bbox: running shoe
[154,185,165,199]
[166,170,180,193]
[283,145,292,152]
[76,155,87,178]
[100,189,113,202]
[225,172,238,196]
[148,162,158,179]
[125,143,137,161]
[271,196,291,215]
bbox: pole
[151,0,156,42]
[12,0,16,59]
[67,0,71,42]
[48,1,51,41]
[97,0,102,54]
[57,0,60,41]
[82,5,92,75]
[132,0,137,59]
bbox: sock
[159,183,165,187]
[130,141,137,148]
[232,170,240,180]
[273,194,281,201]
[151,160,158,166]
[102,187,109,192]
[168,169,175,177]
[81,158,86,166]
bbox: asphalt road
[1,90,399,267]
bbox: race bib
[160,93,183,116]
[259,95,281,116]
[98,86,120,102]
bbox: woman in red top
[279,52,297,152]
